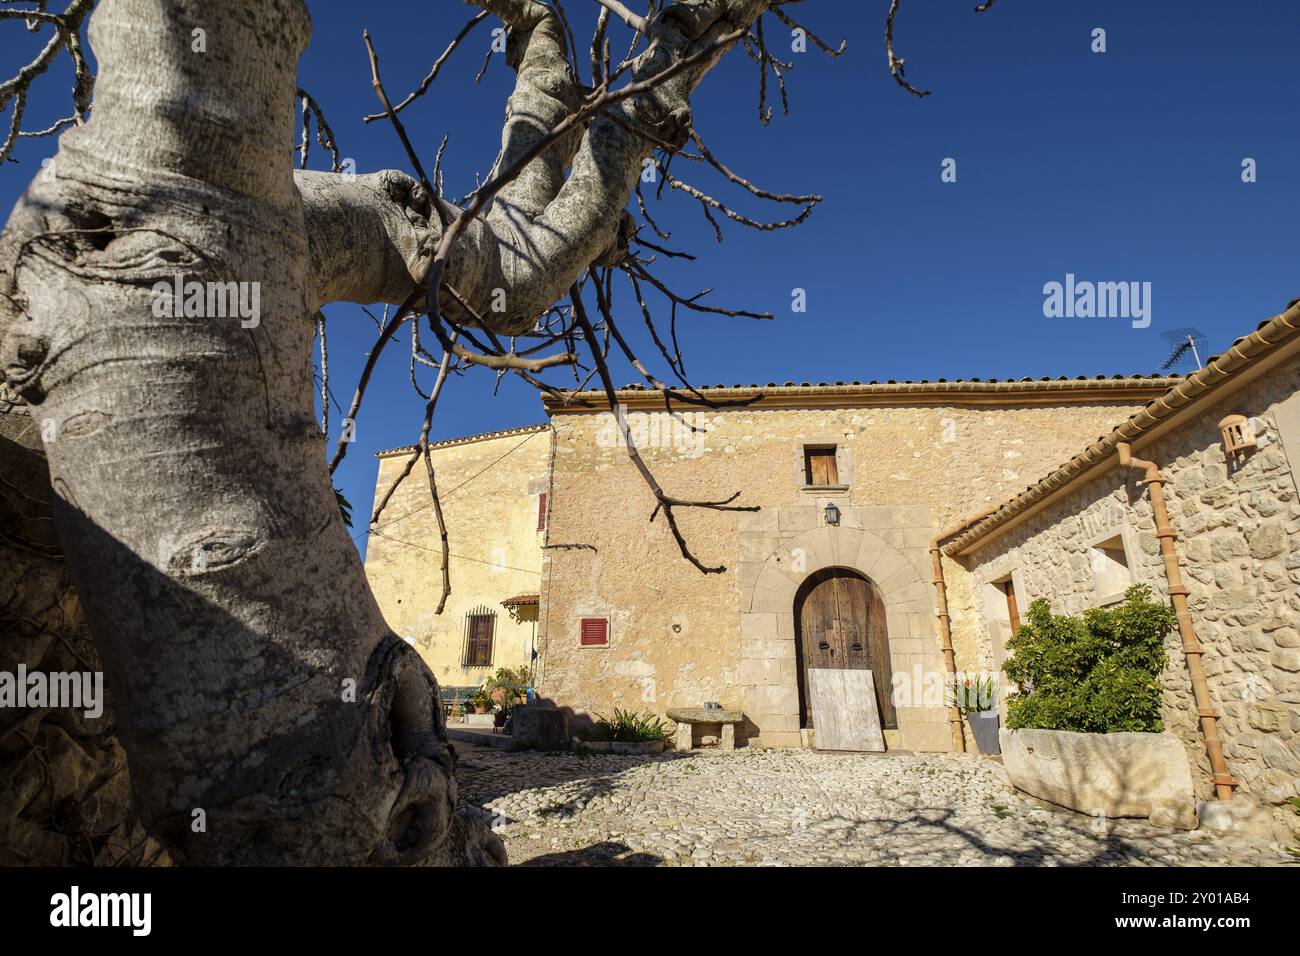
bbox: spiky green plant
[593,708,669,742]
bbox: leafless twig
[0,0,94,165]
[362,10,489,123]
[569,283,756,574]
[885,0,930,98]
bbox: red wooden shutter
[580,618,608,646]
[537,492,548,531]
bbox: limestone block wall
[965,359,1300,806]
[365,426,550,689]
[737,505,950,750]
[539,396,1156,747]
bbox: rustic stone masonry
[366,425,551,690]
[535,380,1177,746]
[963,360,1300,813]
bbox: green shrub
[592,708,668,742]
[1003,584,1173,733]
[481,665,534,713]
[485,665,533,696]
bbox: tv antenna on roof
[1160,328,1207,372]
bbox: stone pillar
[675,722,693,752]
[721,724,735,751]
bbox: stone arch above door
[737,516,952,751]
[745,525,931,616]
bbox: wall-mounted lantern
[824,501,840,526]
[1219,414,1257,460]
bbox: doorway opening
[793,567,895,730]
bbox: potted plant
[951,673,1000,755]
[470,687,492,715]
[484,665,533,709]
[493,690,514,728]
[997,586,1196,828]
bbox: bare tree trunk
[0,0,501,866]
[0,0,765,865]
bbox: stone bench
[667,708,744,751]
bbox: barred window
[463,607,496,667]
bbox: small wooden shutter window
[465,612,495,666]
[580,618,608,646]
[804,446,838,486]
[537,492,548,531]
[1002,581,1021,633]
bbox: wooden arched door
[794,568,896,729]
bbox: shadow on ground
[517,841,664,867]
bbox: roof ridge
[375,422,548,458]
[551,373,1184,394]
[542,375,1185,413]
[945,307,1300,555]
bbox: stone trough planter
[573,739,665,755]
[999,728,1197,829]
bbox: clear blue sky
[4,1,1298,558]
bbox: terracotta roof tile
[376,423,548,458]
[945,307,1300,555]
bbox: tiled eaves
[543,374,1185,413]
[375,423,548,458]
[945,309,1300,557]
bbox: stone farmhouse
[367,424,551,692]
[365,305,1300,816]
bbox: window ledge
[800,484,850,495]
[1094,590,1129,608]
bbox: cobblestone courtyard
[454,746,1295,867]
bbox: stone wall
[964,358,1300,807]
[365,425,550,690]
[538,394,1160,746]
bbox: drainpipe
[1116,442,1237,800]
[930,506,999,754]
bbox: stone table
[667,708,744,751]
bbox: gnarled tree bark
[0,0,768,865]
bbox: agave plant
[594,708,669,743]
[948,673,999,713]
